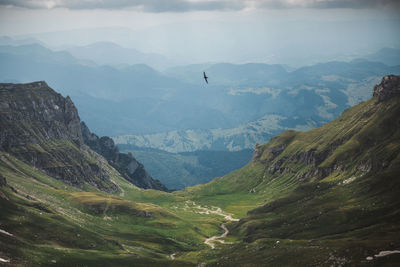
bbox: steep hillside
[0,81,166,192]
[182,75,400,266]
[81,122,167,191]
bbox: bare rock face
[373,75,400,101]
[0,81,167,192]
[81,122,168,191]
[0,81,83,149]
[0,81,117,192]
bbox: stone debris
[374,250,400,258]
[0,229,14,237]
[0,258,10,263]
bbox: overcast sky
[0,0,399,65]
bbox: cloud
[253,0,400,9]
[0,0,398,11]
[0,0,245,11]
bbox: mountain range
[1,39,399,191]
[1,41,399,143]
[64,42,173,71]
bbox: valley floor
[0,152,256,266]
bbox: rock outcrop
[0,81,118,192]
[0,81,83,149]
[81,122,168,191]
[0,173,6,187]
[373,75,400,101]
[0,81,167,192]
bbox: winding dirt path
[169,201,239,259]
[183,201,239,249]
[204,223,232,249]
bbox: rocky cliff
[0,81,166,192]
[0,81,83,149]
[373,74,400,101]
[81,122,167,191]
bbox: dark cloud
[0,0,49,9]
[0,0,245,12]
[0,0,398,11]
[255,0,400,9]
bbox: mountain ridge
[0,81,166,191]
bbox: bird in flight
[203,72,208,84]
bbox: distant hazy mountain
[0,43,237,136]
[364,47,400,67]
[114,115,318,152]
[0,43,82,65]
[1,42,399,143]
[164,62,288,86]
[118,145,253,190]
[65,42,174,71]
[114,60,400,151]
[0,36,46,47]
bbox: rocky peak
[373,75,400,101]
[0,81,169,192]
[0,81,120,192]
[0,81,83,149]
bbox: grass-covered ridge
[202,91,400,265]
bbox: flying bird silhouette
[203,72,208,84]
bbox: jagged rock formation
[81,122,167,191]
[373,75,400,101]
[0,81,118,192]
[0,81,167,192]
[0,81,83,149]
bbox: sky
[0,0,399,66]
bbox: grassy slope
[191,96,400,266]
[0,151,229,266]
